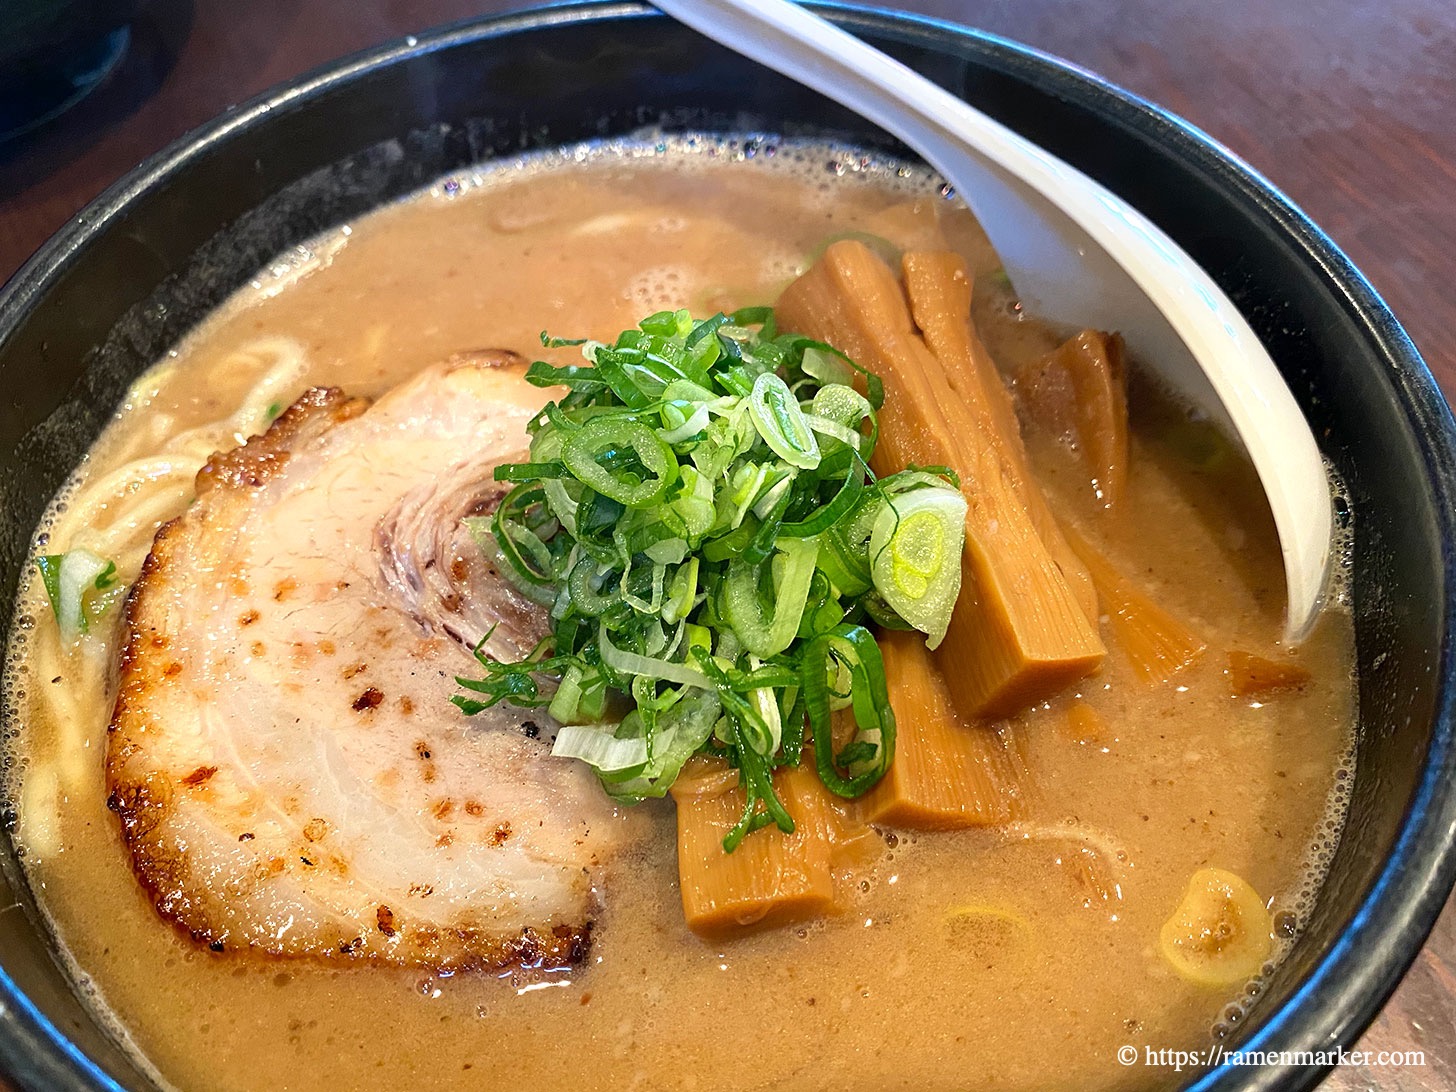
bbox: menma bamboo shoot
[1064,524,1206,685]
[858,629,1021,829]
[1227,650,1311,699]
[900,250,1099,622]
[777,240,1105,718]
[1017,329,1130,513]
[670,758,838,936]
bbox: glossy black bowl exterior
[1,4,1453,1090]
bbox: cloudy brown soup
[1,138,1355,1092]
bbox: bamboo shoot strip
[671,757,838,936]
[1064,524,1207,685]
[858,630,1021,829]
[900,250,1099,623]
[1227,650,1312,699]
[777,241,1105,718]
[1061,699,1108,747]
[1016,330,1130,514]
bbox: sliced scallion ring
[869,485,968,649]
[748,372,821,470]
[562,418,678,507]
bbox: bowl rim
[1,3,1454,1090]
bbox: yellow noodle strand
[24,339,310,801]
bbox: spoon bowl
[654,0,1333,641]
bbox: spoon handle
[654,0,1332,640]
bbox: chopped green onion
[493,460,569,483]
[722,537,820,658]
[604,687,722,801]
[548,664,610,724]
[454,307,958,848]
[780,461,865,538]
[36,548,122,640]
[801,346,852,387]
[802,624,896,797]
[748,372,820,470]
[562,419,677,507]
[869,484,968,649]
[598,623,712,690]
[524,359,605,392]
[552,723,649,774]
[805,415,865,452]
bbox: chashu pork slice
[107,355,627,971]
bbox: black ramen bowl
[1,3,1453,1089]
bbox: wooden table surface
[1,1,1452,1089]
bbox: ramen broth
[2,140,1355,1092]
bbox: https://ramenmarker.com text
[1117,1044,1427,1072]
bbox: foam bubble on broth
[425,131,941,203]
[1193,462,1358,1040]
[0,561,178,1092]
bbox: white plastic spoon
[654,0,1333,641]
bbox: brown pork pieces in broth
[1,137,1355,1092]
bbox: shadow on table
[0,0,194,199]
